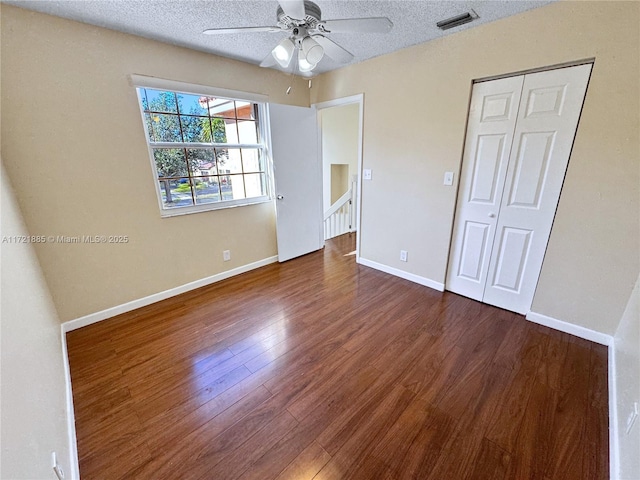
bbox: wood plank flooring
[66,234,609,479]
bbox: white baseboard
[60,327,80,480]
[525,311,613,346]
[608,341,619,480]
[62,256,278,332]
[357,257,445,292]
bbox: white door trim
[313,94,364,262]
[473,57,595,84]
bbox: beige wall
[312,0,640,335]
[1,166,74,479]
[320,103,359,211]
[614,274,640,479]
[330,164,349,205]
[1,5,308,321]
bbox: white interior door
[446,75,525,301]
[269,103,323,262]
[447,63,592,314]
[482,64,592,313]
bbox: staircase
[324,182,356,240]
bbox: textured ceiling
[3,0,554,75]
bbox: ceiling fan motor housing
[277,0,322,27]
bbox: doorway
[446,63,592,314]
[315,95,364,259]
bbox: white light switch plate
[444,172,454,186]
[363,169,372,180]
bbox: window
[134,78,271,216]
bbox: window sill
[159,196,272,218]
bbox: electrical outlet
[223,250,231,262]
[626,402,638,435]
[52,452,64,480]
[400,250,408,262]
[363,169,372,180]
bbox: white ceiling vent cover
[436,10,479,30]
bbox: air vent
[436,10,478,30]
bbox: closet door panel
[483,63,592,313]
[446,75,524,301]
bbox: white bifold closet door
[447,63,592,314]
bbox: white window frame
[130,74,273,217]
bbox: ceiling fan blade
[278,0,306,20]
[203,26,281,35]
[259,52,277,67]
[320,17,393,34]
[312,35,354,64]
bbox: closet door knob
[488,212,496,218]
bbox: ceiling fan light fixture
[298,49,315,72]
[301,35,324,65]
[272,37,295,67]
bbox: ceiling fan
[203,0,393,75]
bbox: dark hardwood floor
[66,234,609,479]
